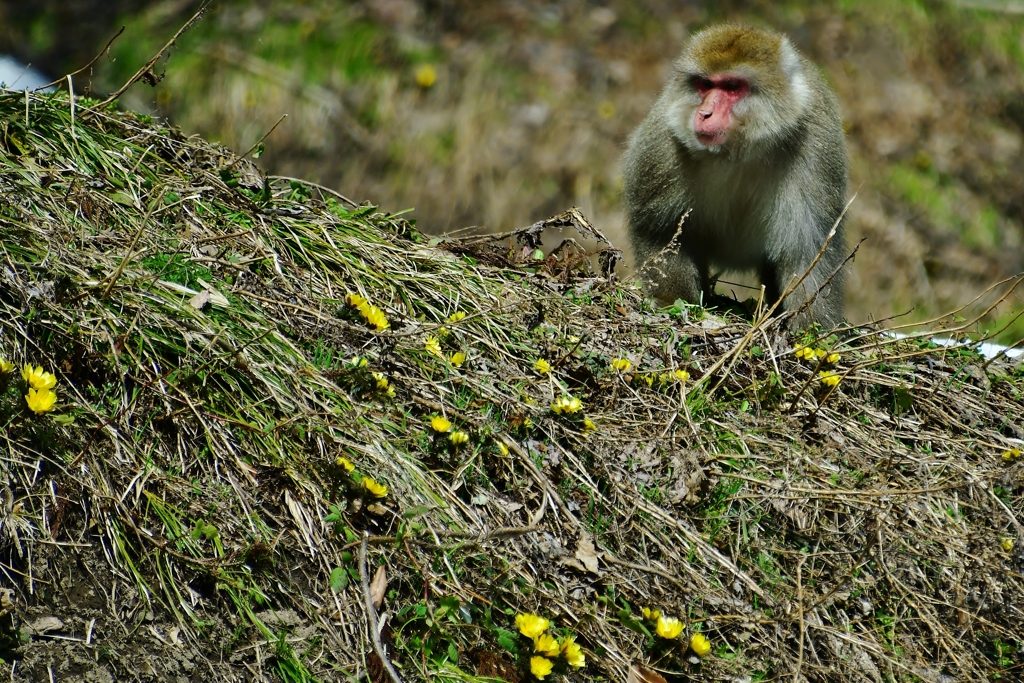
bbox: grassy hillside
[0,90,1021,682]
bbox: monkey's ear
[778,38,811,110]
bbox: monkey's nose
[698,109,713,119]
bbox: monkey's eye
[691,76,714,93]
[722,79,744,92]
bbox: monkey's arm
[623,106,708,305]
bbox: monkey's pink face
[691,76,750,147]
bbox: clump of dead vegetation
[0,89,1021,683]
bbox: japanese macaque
[623,24,848,327]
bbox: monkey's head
[666,24,812,154]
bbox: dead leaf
[370,564,387,609]
[627,664,668,683]
[189,289,211,310]
[574,533,601,574]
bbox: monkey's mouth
[695,131,728,147]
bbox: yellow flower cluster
[551,396,583,414]
[795,346,840,364]
[610,357,632,372]
[630,367,690,390]
[533,358,551,375]
[1002,447,1022,461]
[448,352,467,367]
[371,372,397,398]
[21,365,58,414]
[515,613,585,678]
[1002,537,1015,552]
[345,292,390,331]
[330,455,387,502]
[430,416,452,433]
[449,430,469,446]
[447,311,466,323]
[819,371,841,388]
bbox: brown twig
[360,532,403,683]
[37,26,127,92]
[84,1,212,114]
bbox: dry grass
[0,90,1021,683]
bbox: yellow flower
[814,348,827,359]
[655,615,683,639]
[641,607,661,621]
[345,292,367,308]
[529,656,553,680]
[1001,537,1015,552]
[362,305,390,331]
[449,430,470,446]
[551,396,583,414]
[674,369,690,382]
[533,359,551,375]
[582,418,596,433]
[362,477,388,498]
[560,634,585,668]
[1002,448,1022,461]
[425,337,443,357]
[415,64,437,88]
[350,356,368,368]
[533,633,560,657]
[335,456,355,472]
[826,352,841,363]
[639,374,654,387]
[0,359,14,374]
[819,371,840,388]
[22,365,56,390]
[430,416,452,433]
[689,632,712,657]
[496,440,509,455]
[448,352,467,367]
[515,613,550,639]
[371,372,389,390]
[796,346,818,361]
[610,357,632,372]
[25,388,57,414]
[447,311,466,323]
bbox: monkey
[622,24,848,327]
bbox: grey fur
[623,25,848,328]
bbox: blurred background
[2,0,1024,336]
